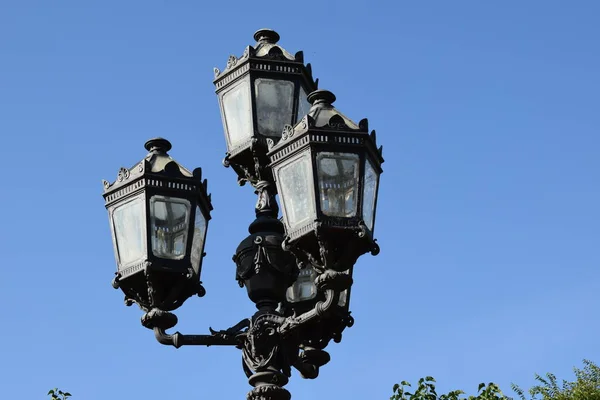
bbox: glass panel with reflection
[113,196,145,266]
[150,195,191,260]
[255,78,294,137]
[317,152,360,218]
[222,78,252,149]
[278,153,315,229]
[190,206,208,274]
[362,160,378,231]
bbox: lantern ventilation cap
[144,137,172,154]
[308,90,336,107]
[254,29,280,44]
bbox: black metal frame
[103,30,383,400]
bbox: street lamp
[102,30,383,400]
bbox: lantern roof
[213,28,313,82]
[102,138,211,210]
[142,138,193,176]
[305,90,360,130]
[252,29,295,60]
[268,90,384,166]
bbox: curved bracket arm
[144,311,250,349]
[154,327,241,348]
[279,289,339,336]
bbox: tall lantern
[214,29,317,185]
[102,138,213,312]
[269,89,384,271]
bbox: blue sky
[1,1,599,399]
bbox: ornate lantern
[268,89,384,271]
[102,138,213,312]
[269,89,383,378]
[214,29,317,185]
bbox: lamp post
[102,30,383,400]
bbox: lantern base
[141,308,178,330]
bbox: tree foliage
[390,377,510,400]
[391,360,600,400]
[512,360,600,400]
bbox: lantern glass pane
[278,153,315,229]
[190,206,208,274]
[317,152,360,218]
[113,196,145,266]
[222,78,252,149]
[296,86,312,122]
[255,78,294,137]
[363,160,378,231]
[286,267,317,303]
[150,195,191,260]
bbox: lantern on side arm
[102,138,212,313]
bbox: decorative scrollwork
[248,384,291,400]
[314,270,353,292]
[209,318,250,343]
[281,124,294,141]
[252,236,269,276]
[254,180,278,217]
[253,155,263,182]
[282,236,322,272]
[315,225,332,270]
[299,115,309,130]
[358,221,381,256]
[111,273,120,289]
[241,314,287,377]
[227,55,238,69]
[327,114,350,130]
[222,153,231,167]
[117,167,130,182]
